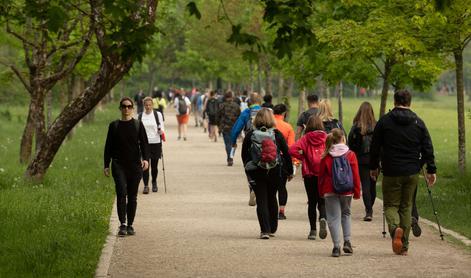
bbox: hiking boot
[278,212,287,220]
[260,233,270,240]
[118,225,127,237]
[343,241,353,255]
[152,181,158,192]
[143,186,149,194]
[319,218,328,239]
[411,217,422,237]
[392,227,404,255]
[363,215,373,222]
[248,191,256,206]
[308,230,316,240]
[400,247,408,256]
[331,247,341,257]
[127,226,135,236]
[227,158,233,166]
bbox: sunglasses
[120,104,133,109]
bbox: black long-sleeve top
[369,108,436,176]
[242,129,293,177]
[104,119,150,168]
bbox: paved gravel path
[108,115,471,278]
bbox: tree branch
[6,21,38,49]
[0,61,32,93]
[366,56,385,79]
[47,40,82,59]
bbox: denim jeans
[222,132,232,160]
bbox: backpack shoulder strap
[138,112,143,121]
[153,110,161,130]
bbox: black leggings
[252,170,280,234]
[359,164,376,214]
[278,175,288,207]
[303,176,326,231]
[143,143,162,186]
[112,161,142,226]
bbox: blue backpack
[332,152,354,194]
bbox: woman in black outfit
[347,101,376,221]
[242,108,293,239]
[104,97,149,236]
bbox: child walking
[319,129,361,257]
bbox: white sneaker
[248,191,256,206]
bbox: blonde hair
[318,99,334,121]
[253,108,276,129]
[143,96,153,104]
[249,92,262,105]
[322,128,345,158]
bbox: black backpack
[206,98,219,117]
[177,96,188,115]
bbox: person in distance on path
[370,90,437,256]
[104,97,149,237]
[217,91,241,166]
[139,97,165,194]
[242,108,293,239]
[295,94,320,140]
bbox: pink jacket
[289,130,327,177]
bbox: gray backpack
[245,127,280,171]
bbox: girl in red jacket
[319,128,361,257]
[289,116,328,240]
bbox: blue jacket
[230,105,261,144]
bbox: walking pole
[160,134,167,194]
[421,168,444,240]
[382,210,387,238]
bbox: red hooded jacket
[289,130,327,177]
[318,149,361,198]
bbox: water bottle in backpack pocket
[245,127,280,171]
[332,152,354,193]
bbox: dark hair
[224,91,233,100]
[394,90,412,107]
[307,94,319,104]
[305,115,324,133]
[119,97,134,107]
[154,90,162,98]
[353,101,376,135]
[210,90,216,97]
[273,104,287,115]
[263,95,272,103]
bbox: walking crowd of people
[103,87,437,258]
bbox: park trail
[107,115,471,278]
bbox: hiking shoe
[278,212,287,220]
[363,215,373,222]
[308,230,317,240]
[332,247,341,257]
[269,233,276,237]
[343,241,353,255]
[152,181,158,192]
[143,186,149,194]
[183,137,187,141]
[411,217,422,237]
[227,158,233,166]
[118,225,127,237]
[248,191,256,206]
[392,227,404,255]
[177,136,181,140]
[400,247,408,256]
[127,226,135,236]
[319,218,327,239]
[260,233,270,240]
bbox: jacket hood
[305,130,327,146]
[329,143,349,157]
[390,107,418,126]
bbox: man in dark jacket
[218,91,241,166]
[370,90,437,256]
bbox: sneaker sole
[319,219,327,239]
[393,228,404,255]
[342,248,353,256]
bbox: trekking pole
[160,135,167,194]
[382,210,387,238]
[421,168,444,240]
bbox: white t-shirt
[141,111,164,144]
[174,96,191,115]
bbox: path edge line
[95,201,118,278]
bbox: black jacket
[370,107,436,176]
[242,129,293,177]
[348,124,374,165]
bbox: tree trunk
[257,60,263,94]
[120,79,126,99]
[148,66,156,96]
[265,63,272,96]
[46,90,53,129]
[379,60,392,117]
[249,62,254,92]
[338,81,343,124]
[454,50,466,174]
[25,59,134,180]
[287,77,294,100]
[19,107,35,164]
[298,88,306,118]
[277,75,284,103]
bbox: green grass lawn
[288,95,471,240]
[0,105,117,277]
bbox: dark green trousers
[382,174,418,249]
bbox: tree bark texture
[264,63,272,96]
[379,59,392,117]
[298,88,306,118]
[454,50,466,174]
[277,75,284,103]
